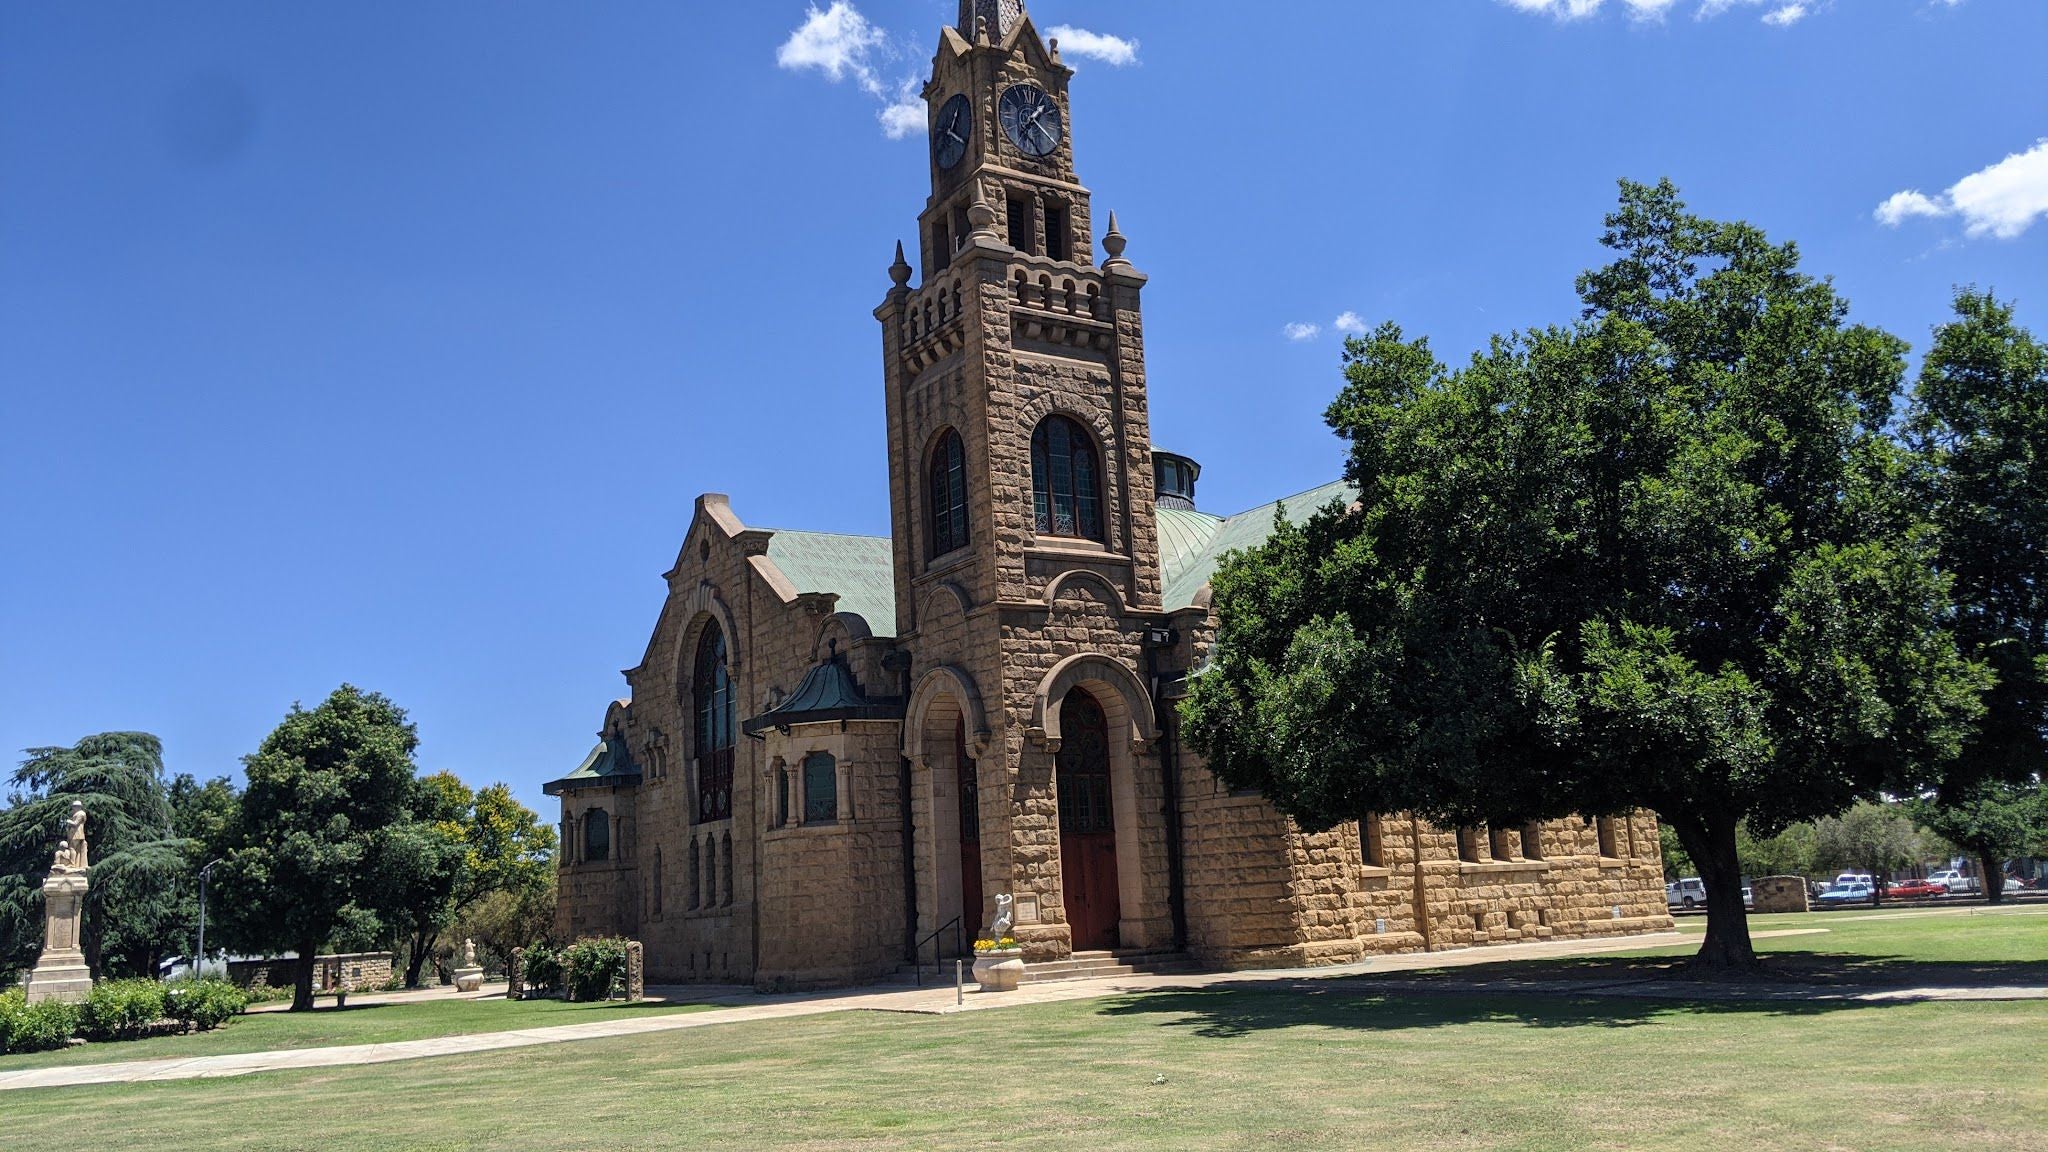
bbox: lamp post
[195,859,223,978]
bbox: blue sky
[3,0,2043,815]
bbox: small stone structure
[625,941,645,1001]
[507,948,527,1001]
[24,802,94,1004]
[1750,875,1811,914]
[452,938,484,992]
[226,951,393,992]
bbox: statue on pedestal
[25,801,94,1003]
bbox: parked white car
[1927,869,1980,895]
[1667,878,1708,909]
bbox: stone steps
[883,949,1199,987]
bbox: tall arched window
[584,808,611,863]
[1031,415,1103,541]
[928,429,970,558]
[694,622,735,822]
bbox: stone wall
[227,952,393,992]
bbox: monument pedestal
[24,871,92,1004]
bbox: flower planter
[971,950,1025,992]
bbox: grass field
[0,994,712,1071]
[5,908,2046,1151]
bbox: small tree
[1911,781,2045,903]
[1812,801,1924,904]
[209,686,419,1010]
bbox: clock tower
[878,0,1174,959]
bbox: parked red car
[1887,879,1948,900]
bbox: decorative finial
[1049,37,1060,62]
[976,14,989,45]
[1102,211,1129,266]
[967,182,998,241]
[889,240,912,288]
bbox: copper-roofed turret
[959,0,1026,40]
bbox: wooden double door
[1056,691,1120,951]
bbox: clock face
[933,94,971,170]
[998,83,1062,158]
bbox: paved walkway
[3,924,2037,1093]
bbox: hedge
[562,937,629,1002]
[83,978,168,1041]
[1,991,82,1054]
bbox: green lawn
[5,910,2046,1151]
[0,994,713,1071]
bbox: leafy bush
[83,978,167,1041]
[5,998,82,1053]
[241,984,295,1005]
[520,943,562,996]
[0,988,24,1054]
[561,937,628,1002]
[163,979,249,1031]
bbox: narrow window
[584,808,611,863]
[1359,815,1386,868]
[1030,415,1105,541]
[693,623,735,823]
[720,832,734,905]
[1597,816,1620,858]
[703,834,717,908]
[687,839,700,908]
[1520,822,1544,860]
[1006,191,1035,253]
[932,219,952,269]
[803,752,839,824]
[775,762,790,828]
[652,847,664,916]
[1044,200,1070,261]
[928,429,971,558]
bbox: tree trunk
[292,943,318,1012]
[1670,814,1759,970]
[1981,850,2006,905]
[404,927,436,989]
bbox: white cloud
[878,79,924,140]
[1284,322,1322,342]
[1501,0,1843,23]
[1876,139,2048,241]
[777,2,927,140]
[777,2,886,95]
[1333,311,1368,334]
[1045,25,1140,66]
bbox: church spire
[958,0,1025,40]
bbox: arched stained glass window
[929,429,970,558]
[694,622,735,823]
[803,752,838,824]
[584,808,611,862]
[1031,416,1103,541]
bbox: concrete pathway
[2,924,2036,1093]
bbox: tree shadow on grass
[1093,955,2048,1040]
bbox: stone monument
[24,801,94,1004]
[453,937,484,992]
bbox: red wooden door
[956,720,985,940]
[1056,692,1120,951]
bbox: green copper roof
[763,530,897,636]
[543,738,641,796]
[742,653,906,735]
[1159,478,1356,610]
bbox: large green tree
[1812,801,1924,905]
[0,733,189,980]
[1905,290,2048,897]
[209,686,420,1010]
[1181,180,1986,969]
[374,773,556,988]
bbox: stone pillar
[508,948,526,1001]
[24,870,93,1004]
[625,940,645,1002]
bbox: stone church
[548,0,1673,989]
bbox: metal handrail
[912,915,963,986]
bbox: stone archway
[1030,653,1163,953]
[904,666,990,958]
